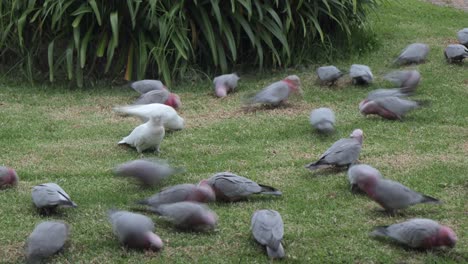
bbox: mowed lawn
[0,1,467,263]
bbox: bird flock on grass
[1,28,467,263]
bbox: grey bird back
[138,183,196,207]
[373,218,439,248]
[349,64,373,84]
[320,138,362,165]
[32,183,77,208]
[26,221,69,262]
[395,43,429,65]
[131,80,165,94]
[374,180,428,209]
[114,159,177,186]
[316,66,343,84]
[310,107,335,133]
[208,172,262,198]
[251,81,290,105]
[444,44,468,62]
[108,210,154,243]
[457,28,468,46]
[213,73,240,90]
[374,96,419,118]
[251,210,285,258]
[134,90,170,105]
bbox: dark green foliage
[0,0,380,87]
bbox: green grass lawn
[0,1,467,263]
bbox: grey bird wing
[457,28,468,45]
[143,184,194,206]
[155,202,207,227]
[32,183,76,207]
[374,96,419,118]
[310,108,335,126]
[108,210,154,242]
[131,80,165,94]
[319,138,362,165]
[214,73,239,90]
[134,90,170,105]
[395,43,429,64]
[374,180,424,209]
[317,66,342,82]
[252,82,289,105]
[26,221,69,260]
[210,173,261,198]
[378,218,439,248]
[251,210,284,250]
[366,88,408,100]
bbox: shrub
[0,0,381,87]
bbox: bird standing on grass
[251,209,285,259]
[199,172,282,202]
[25,221,70,263]
[355,172,441,214]
[245,75,302,107]
[371,218,457,249]
[309,107,336,134]
[305,129,363,170]
[108,210,163,251]
[32,183,77,213]
[213,73,240,98]
[118,115,165,154]
[394,43,429,65]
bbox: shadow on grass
[304,167,347,178]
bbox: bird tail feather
[259,184,282,196]
[421,195,441,204]
[266,243,285,259]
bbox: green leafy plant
[0,0,381,87]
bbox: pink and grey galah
[213,73,240,97]
[0,166,19,188]
[347,164,383,192]
[359,96,423,120]
[134,89,181,110]
[25,221,70,263]
[371,218,457,249]
[114,159,183,187]
[245,75,302,107]
[136,183,216,208]
[108,210,163,251]
[355,173,441,213]
[199,172,282,202]
[305,129,363,170]
[251,209,285,259]
[150,201,218,231]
